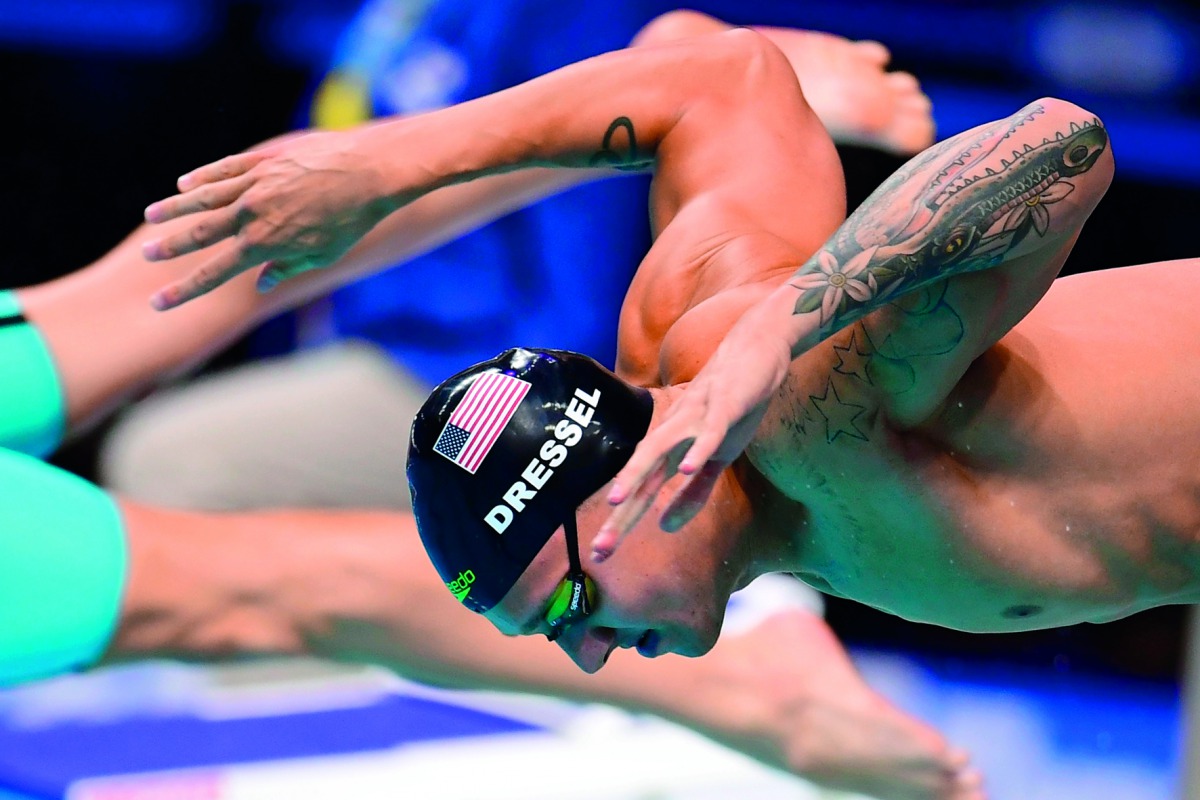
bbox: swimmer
[0,20,980,799]
[139,20,1192,661]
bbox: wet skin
[753,258,1200,632]
[489,259,1200,672]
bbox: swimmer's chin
[659,626,720,659]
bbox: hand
[593,305,794,561]
[141,128,400,310]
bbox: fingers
[142,206,240,262]
[178,149,274,193]
[661,460,725,532]
[144,173,255,227]
[594,458,673,563]
[679,425,725,474]
[607,427,690,506]
[149,247,256,311]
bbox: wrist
[366,104,524,213]
[728,286,805,368]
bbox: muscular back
[932,260,1200,620]
[744,260,1200,632]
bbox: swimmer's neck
[646,385,810,589]
[730,457,816,585]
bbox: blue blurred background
[0,1,1197,798]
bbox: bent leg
[631,9,934,155]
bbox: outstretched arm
[141,29,804,307]
[600,98,1114,551]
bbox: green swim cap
[407,348,652,613]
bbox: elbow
[1033,96,1115,190]
[693,28,806,113]
[636,23,799,105]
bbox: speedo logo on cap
[433,371,531,474]
[485,387,600,534]
[447,570,476,602]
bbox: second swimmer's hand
[593,308,794,562]
[141,128,400,310]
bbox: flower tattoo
[1001,180,1074,236]
[791,246,880,325]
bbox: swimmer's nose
[559,626,616,674]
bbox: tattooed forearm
[788,101,1108,335]
[589,117,656,171]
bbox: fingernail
[256,274,278,294]
[177,174,193,191]
[607,485,623,505]
[142,240,161,260]
[591,546,612,564]
[144,204,163,223]
[149,291,171,311]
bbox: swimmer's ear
[661,461,724,532]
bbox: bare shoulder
[932,258,1200,457]
[616,213,814,387]
[1030,257,1200,313]
[609,29,848,389]
[1022,258,1200,340]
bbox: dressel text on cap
[484,387,601,533]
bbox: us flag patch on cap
[433,371,531,473]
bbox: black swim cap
[408,348,653,613]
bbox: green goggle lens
[544,575,597,638]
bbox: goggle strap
[563,515,590,615]
[564,514,583,575]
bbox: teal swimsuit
[0,290,127,685]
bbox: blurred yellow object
[311,72,372,130]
